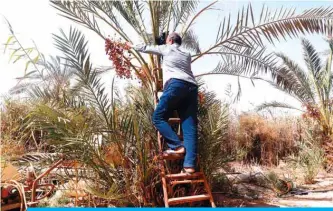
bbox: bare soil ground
[270,176,333,207]
[213,162,333,207]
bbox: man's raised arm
[127,42,168,56]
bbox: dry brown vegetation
[228,114,298,166]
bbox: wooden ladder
[153,70,216,207]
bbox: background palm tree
[257,38,333,168]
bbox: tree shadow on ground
[213,193,279,207]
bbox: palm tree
[2,18,75,101]
[2,11,232,206]
[3,22,141,204]
[49,1,333,91]
[3,0,333,206]
[257,38,333,167]
[47,0,333,201]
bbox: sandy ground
[270,178,333,207]
[213,162,333,207]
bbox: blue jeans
[152,78,198,168]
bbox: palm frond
[256,101,304,112]
[103,1,145,40]
[2,17,45,94]
[24,102,120,188]
[5,43,74,98]
[320,41,333,102]
[182,1,217,36]
[52,27,90,70]
[321,56,333,102]
[265,79,310,105]
[154,1,172,33]
[274,52,315,103]
[197,88,232,178]
[50,1,104,39]
[196,46,278,78]
[85,183,125,202]
[28,85,52,100]
[181,29,201,54]
[9,84,37,97]
[52,27,112,128]
[172,0,199,31]
[193,46,281,101]
[193,4,333,62]
[88,1,123,32]
[301,38,329,108]
[302,39,323,81]
[329,38,333,52]
[126,85,155,140]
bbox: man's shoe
[180,167,195,174]
[163,146,185,155]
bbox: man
[126,32,198,174]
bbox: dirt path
[271,194,333,207]
[213,176,333,207]
[270,178,333,207]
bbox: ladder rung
[1,203,22,211]
[27,201,39,206]
[168,118,181,123]
[166,172,203,179]
[162,153,184,160]
[170,179,205,185]
[168,194,210,205]
[25,189,46,192]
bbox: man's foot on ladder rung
[162,153,184,160]
[165,172,203,179]
[159,117,183,160]
[156,113,216,207]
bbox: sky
[0,0,332,114]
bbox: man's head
[166,32,182,45]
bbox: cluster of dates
[198,92,205,105]
[105,37,132,79]
[302,103,326,120]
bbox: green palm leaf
[193,4,333,62]
[255,38,333,123]
[52,27,112,128]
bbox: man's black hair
[156,31,182,46]
[168,32,182,45]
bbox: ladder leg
[153,69,170,207]
[161,174,169,207]
[158,132,169,207]
[202,173,216,208]
[197,157,216,207]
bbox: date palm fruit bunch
[105,36,132,79]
